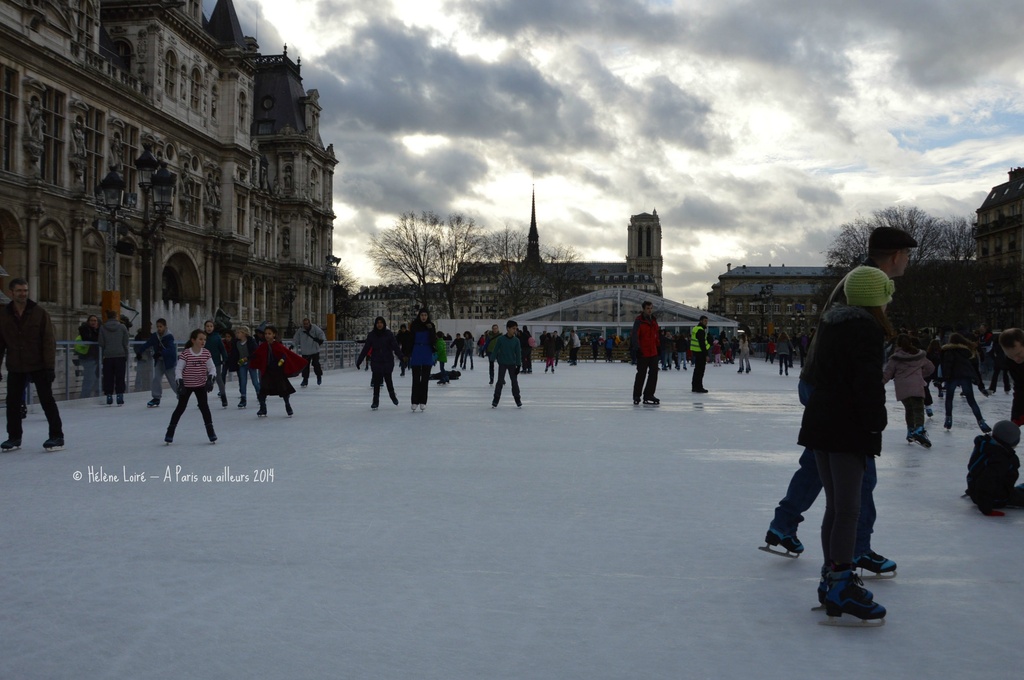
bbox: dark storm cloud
[637,76,729,154]
[314,20,606,150]
[458,0,687,44]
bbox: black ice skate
[759,528,804,558]
[853,551,897,579]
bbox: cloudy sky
[213,0,1024,305]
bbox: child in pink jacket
[883,334,934,447]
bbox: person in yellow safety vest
[690,315,710,393]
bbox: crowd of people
[5,221,1024,628]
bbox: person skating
[229,326,261,408]
[98,310,129,406]
[395,323,413,377]
[408,308,435,411]
[203,320,229,408]
[491,320,522,408]
[799,266,893,623]
[164,328,217,444]
[137,318,179,407]
[484,323,501,385]
[631,301,660,405]
[293,317,326,387]
[883,334,934,447]
[763,226,915,573]
[356,317,404,409]
[248,324,307,417]
[0,278,64,451]
[941,333,990,433]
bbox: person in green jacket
[492,320,523,408]
[434,331,450,384]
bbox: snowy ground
[2,357,1022,679]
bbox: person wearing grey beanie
[966,420,1024,516]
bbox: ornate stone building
[706,264,835,336]
[0,0,337,338]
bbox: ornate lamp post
[283,279,298,338]
[96,144,176,334]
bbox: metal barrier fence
[4,341,362,405]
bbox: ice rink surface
[3,359,1022,678]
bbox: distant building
[0,0,337,338]
[976,167,1023,268]
[707,263,836,336]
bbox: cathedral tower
[626,210,663,294]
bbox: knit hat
[868,227,918,250]
[844,266,895,307]
[992,420,1020,448]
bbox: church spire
[526,185,541,266]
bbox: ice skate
[116,394,124,406]
[910,426,931,448]
[411,404,418,411]
[821,568,886,626]
[1,438,22,452]
[206,423,217,444]
[390,394,399,406]
[256,404,268,418]
[643,397,660,406]
[238,398,247,409]
[853,551,897,579]
[164,432,173,445]
[42,436,64,452]
[978,420,992,434]
[419,404,426,411]
[147,398,160,408]
[285,403,294,417]
[760,528,803,558]
[944,415,952,430]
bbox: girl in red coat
[248,324,307,418]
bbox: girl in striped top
[165,329,218,444]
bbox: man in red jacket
[631,301,661,405]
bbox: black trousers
[633,355,659,401]
[6,370,62,440]
[815,450,866,567]
[371,370,397,405]
[493,364,521,405]
[301,353,323,381]
[691,353,707,390]
[411,365,431,405]
[167,386,213,434]
[102,356,127,396]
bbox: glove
[238,357,248,366]
[176,379,184,392]
[278,358,285,367]
[206,376,214,393]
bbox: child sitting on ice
[966,420,1024,516]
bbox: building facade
[974,167,1024,329]
[706,263,836,336]
[0,0,337,339]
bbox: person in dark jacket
[204,320,229,408]
[797,265,892,623]
[137,318,178,408]
[248,324,306,418]
[408,308,436,411]
[690,316,710,393]
[996,328,1024,425]
[491,320,523,408]
[940,333,990,433]
[356,317,404,409]
[631,301,660,405]
[395,324,413,377]
[988,331,1012,394]
[229,325,261,409]
[519,325,533,373]
[966,420,1024,516]
[0,278,64,451]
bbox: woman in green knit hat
[797,265,894,624]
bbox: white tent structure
[436,288,738,340]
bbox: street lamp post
[283,279,298,338]
[96,144,175,334]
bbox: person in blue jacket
[136,318,178,407]
[408,308,436,411]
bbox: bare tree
[542,244,590,302]
[825,206,948,268]
[941,215,977,262]
[369,212,438,309]
[481,224,546,315]
[434,212,485,318]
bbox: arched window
[114,40,132,72]
[310,168,319,204]
[164,52,176,98]
[238,92,248,129]
[190,68,202,110]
